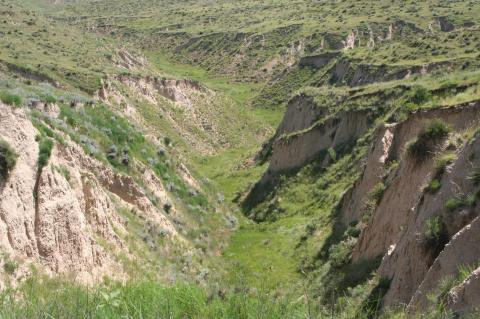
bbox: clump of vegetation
[0,139,18,179]
[444,195,475,212]
[424,216,443,244]
[0,276,310,319]
[3,258,18,275]
[370,182,386,204]
[328,238,356,268]
[361,182,386,223]
[37,137,54,169]
[408,119,451,159]
[467,166,480,185]
[425,152,457,193]
[409,86,431,105]
[430,261,480,311]
[44,95,57,104]
[0,91,22,107]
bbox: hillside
[0,0,480,318]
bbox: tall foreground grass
[0,277,308,319]
[0,276,477,318]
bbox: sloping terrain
[0,0,480,318]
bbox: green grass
[0,138,18,178]
[224,216,307,290]
[3,1,480,317]
[146,51,261,106]
[37,137,53,169]
[408,119,451,159]
[0,91,22,107]
[0,276,309,319]
[424,217,443,244]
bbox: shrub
[0,139,18,179]
[345,226,361,238]
[369,182,386,204]
[38,138,53,169]
[329,238,356,268]
[445,197,469,212]
[424,217,442,243]
[0,91,22,107]
[164,136,172,146]
[425,179,441,193]
[409,86,431,105]
[423,119,451,139]
[3,259,17,275]
[434,152,457,174]
[44,95,57,104]
[408,120,451,159]
[327,147,337,161]
[468,167,480,185]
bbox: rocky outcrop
[28,101,60,118]
[0,104,40,260]
[255,93,329,162]
[246,105,370,208]
[352,102,480,260]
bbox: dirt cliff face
[251,82,480,313]
[268,109,369,174]
[337,102,480,311]
[96,75,236,155]
[0,102,183,284]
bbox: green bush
[329,238,356,268]
[38,138,54,169]
[44,95,57,104]
[409,86,431,105]
[445,197,469,212]
[423,119,451,139]
[0,91,22,107]
[425,152,457,193]
[424,217,442,243]
[3,259,17,275]
[345,226,361,238]
[369,182,386,204]
[425,178,441,193]
[408,119,451,159]
[0,139,18,178]
[468,167,480,185]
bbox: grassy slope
[2,0,480,318]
